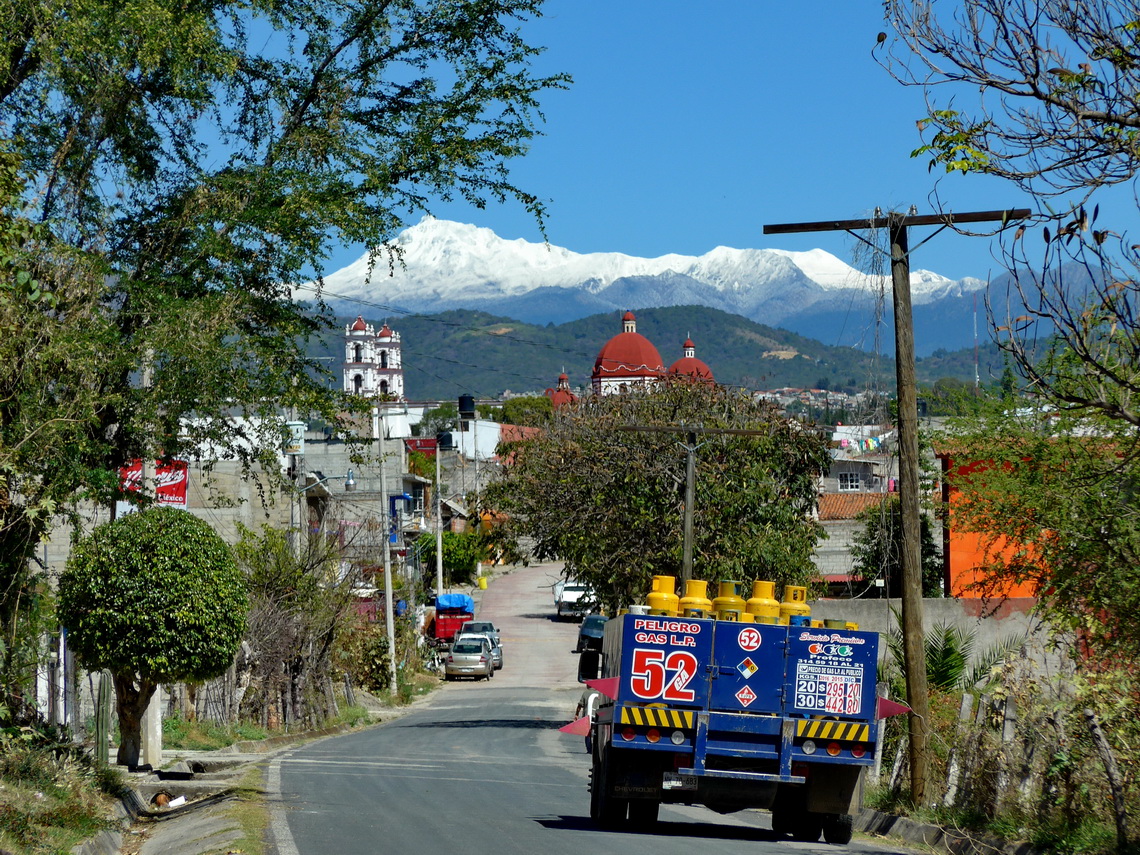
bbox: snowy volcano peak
[322,217,695,300]
[315,218,985,334]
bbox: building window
[352,374,363,394]
[353,343,363,362]
[838,472,861,492]
[380,350,389,368]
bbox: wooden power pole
[764,207,1028,805]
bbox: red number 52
[630,648,698,702]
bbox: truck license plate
[662,773,698,791]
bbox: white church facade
[343,316,405,401]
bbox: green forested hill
[317,306,1001,401]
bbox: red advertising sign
[119,459,189,508]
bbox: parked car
[576,614,607,652]
[463,620,501,647]
[444,638,494,681]
[455,630,504,670]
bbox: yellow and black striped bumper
[619,706,695,729]
[795,720,871,742]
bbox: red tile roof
[817,492,888,521]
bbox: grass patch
[220,765,272,855]
[162,716,272,751]
[0,727,124,855]
[865,785,1122,855]
[398,671,442,704]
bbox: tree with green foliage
[882,0,1140,662]
[0,0,565,713]
[416,403,460,439]
[416,530,488,589]
[850,497,943,598]
[880,1,1140,428]
[58,508,247,766]
[501,395,553,426]
[482,381,831,613]
[0,150,109,705]
[233,523,359,728]
[942,406,1140,666]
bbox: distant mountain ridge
[316,218,991,355]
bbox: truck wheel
[628,799,659,827]
[590,748,627,828]
[822,814,853,845]
[792,814,824,842]
[770,811,792,835]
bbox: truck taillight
[851,744,866,759]
[646,728,661,744]
[621,727,636,741]
[670,731,685,746]
[827,742,841,757]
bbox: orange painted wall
[941,454,1040,599]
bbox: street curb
[70,712,417,855]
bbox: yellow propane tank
[779,585,811,626]
[712,580,745,621]
[746,580,781,624]
[679,579,712,618]
[647,575,680,615]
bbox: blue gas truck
[584,613,880,843]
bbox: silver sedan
[444,639,494,681]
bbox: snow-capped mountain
[315,218,990,354]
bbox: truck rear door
[708,622,788,714]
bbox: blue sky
[323,1,1040,283]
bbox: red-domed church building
[589,311,714,395]
[667,337,714,385]
[544,372,579,409]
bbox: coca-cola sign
[119,459,189,508]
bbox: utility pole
[435,438,445,595]
[764,207,1028,806]
[377,416,398,697]
[682,428,696,582]
[138,353,162,769]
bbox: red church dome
[668,336,714,384]
[544,372,579,409]
[593,312,665,387]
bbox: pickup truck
[555,581,592,618]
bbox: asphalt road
[268,562,919,855]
